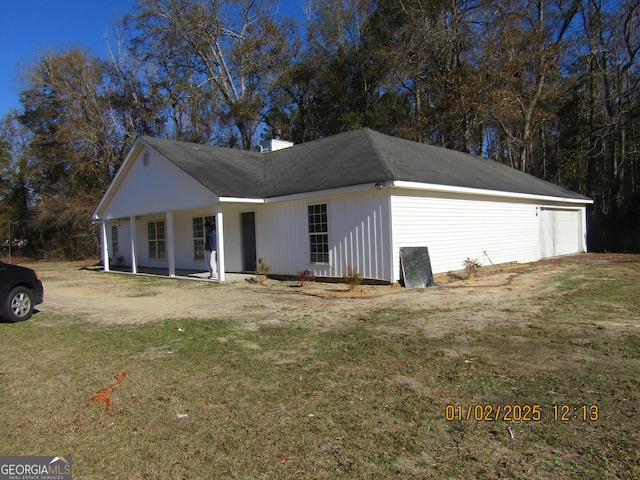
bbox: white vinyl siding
[391,192,540,279]
[101,147,217,220]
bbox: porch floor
[107,265,255,283]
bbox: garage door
[540,208,582,258]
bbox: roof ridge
[140,135,264,156]
[361,128,397,180]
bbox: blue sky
[0,0,305,116]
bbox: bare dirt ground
[31,253,640,340]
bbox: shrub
[297,269,316,286]
[463,257,481,277]
[343,265,363,290]
[255,258,271,283]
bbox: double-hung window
[308,203,329,263]
[148,221,166,259]
[193,216,216,260]
[111,225,119,259]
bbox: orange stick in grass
[91,371,127,412]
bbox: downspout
[387,187,396,284]
[581,207,588,253]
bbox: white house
[93,128,593,283]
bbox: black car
[0,261,44,322]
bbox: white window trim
[192,215,216,261]
[147,220,166,261]
[111,225,119,259]
[308,202,330,265]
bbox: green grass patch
[542,264,640,323]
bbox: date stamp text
[444,404,599,421]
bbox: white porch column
[166,211,176,277]
[129,216,138,274]
[216,204,225,282]
[101,221,110,272]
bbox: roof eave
[264,182,382,203]
[218,197,264,204]
[93,138,147,221]
[392,181,594,204]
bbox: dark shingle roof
[141,128,590,201]
[141,137,265,197]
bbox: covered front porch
[96,200,262,282]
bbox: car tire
[3,286,35,322]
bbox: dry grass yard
[1,254,639,479]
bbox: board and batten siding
[390,191,541,280]
[256,189,392,281]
